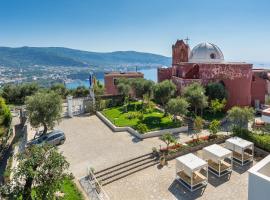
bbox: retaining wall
[96,112,188,139]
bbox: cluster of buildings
[105,39,270,110]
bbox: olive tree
[227,106,254,129]
[166,97,189,121]
[0,145,70,200]
[183,82,208,116]
[117,83,131,112]
[161,133,177,150]
[206,82,227,101]
[193,116,203,139]
[25,91,62,135]
[153,80,176,107]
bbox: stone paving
[56,115,163,178]
[104,152,255,200]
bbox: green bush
[233,127,270,152]
[126,112,138,120]
[135,123,149,134]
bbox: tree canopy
[0,97,11,139]
[0,145,70,200]
[25,91,62,134]
[160,133,177,149]
[227,106,254,129]
[206,82,227,101]
[183,82,208,115]
[166,97,189,120]
[153,80,176,107]
[1,83,40,105]
[209,99,227,114]
[209,119,221,135]
[50,83,68,99]
[131,78,154,98]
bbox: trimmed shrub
[135,123,149,134]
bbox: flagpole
[89,72,95,108]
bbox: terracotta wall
[251,74,268,106]
[157,68,172,82]
[104,73,144,95]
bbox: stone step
[95,155,154,179]
[95,152,152,175]
[101,160,158,186]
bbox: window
[113,78,118,85]
[210,53,216,59]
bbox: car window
[47,135,57,141]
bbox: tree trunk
[22,177,33,200]
[42,122,48,135]
[194,107,198,116]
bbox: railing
[87,167,110,200]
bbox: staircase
[95,153,158,186]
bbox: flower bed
[163,135,230,160]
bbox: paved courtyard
[55,115,253,200]
[104,152,255,200]
[56,115,162,178]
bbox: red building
[104,72,144,95]
[158,40,270,108]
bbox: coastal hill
[0,47,171,69]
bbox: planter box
[96,111,188,139]
[166,136,231,160]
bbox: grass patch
[102,102,182,133]
[60,178,84,200]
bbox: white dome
[189,42,224,63]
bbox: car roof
[47,130,64,137]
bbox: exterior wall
[157,67,172,82]
[251,72,268,106]
[248,155,270,200]
[172,40,189,64]
[171,62,253,108]
[104,72,144,95]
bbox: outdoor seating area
[175,153,208,191]
[225,137,254,166]
[203,144,233,177]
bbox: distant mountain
[0,46,171,68]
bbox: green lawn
[16,178,83,200]
[60,178,84,200]
[102,102,182,133]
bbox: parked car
[27,130,66,147]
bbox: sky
[0,0,270,63]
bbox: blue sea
[65,68,157,89]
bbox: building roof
[104,71,143,77]
[189,42,224,63]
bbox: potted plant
[152,147,159,157]
[159,154,167,166]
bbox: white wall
[248,155,270,200]
[261,114,270,123]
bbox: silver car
[27,130,66,147]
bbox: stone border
[96,111,188,139]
